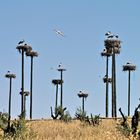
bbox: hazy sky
[0,0,140,119]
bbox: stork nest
[5,73,16,79]
[24,92,30,96]
[104,47,120,54]
[103,46,120,55]
[123,64,136,71]
[103,77,112,83]
[26,51,38,57]
[52,79,63,85]
[104,39,121,49]
[114,47,120,54]
[57,68,66,71]
[20,91,30,96]
[78,93,88,98]
[16,44,32,53]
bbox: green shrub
[51,106,72,123]
[90,114,100,126]
[0,112,9,131]
[75,107,86,121]
[61,111,72,123]
[3,118,36,139]
[0,112,36,140]
[116,121,131,137]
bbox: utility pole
[5,72,16,129]
[57,63,66,108]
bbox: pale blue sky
[0,0,140,119]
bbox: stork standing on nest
[105,31,118,39]
[18,39,25,45]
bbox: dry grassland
[27,119,135,140]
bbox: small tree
[75,107,86,121]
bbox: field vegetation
[27,119,135,140]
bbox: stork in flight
[18,39,25,45]
[53,29,65,37]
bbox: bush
[75,108,101,126]
[61,111,72,123]
[3,118,36,139]
[75,107,86,121]
[0,112,36,140]
[51,106,72,123]
[90,114,100,126]
[0,112,9,131]
[116,122,131,137]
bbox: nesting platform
[101,49,112,57]
[78,92,88,98]
[103,77,112,83]
[104,39,121,48]
[52,79,63,85]
[5,73,16,78]
[104,39,121,54]
[26,51,38,57]
[123,63,136,71]
[16,44,32,53]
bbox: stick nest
[78,91,88,98]
[104,39,121,49]
[103,77,112,83]
[26,51,38,57]
[52,79,63,85]
[101,48,112,57]
[123,63,136,71]
[5,73,16,78]
[16,44,32,53]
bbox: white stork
[18,39,25,45]
[53,29,65,37]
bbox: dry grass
[27,119,135,140]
